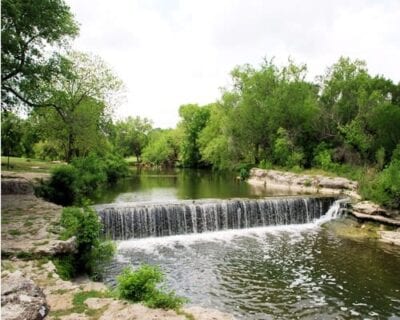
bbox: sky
[66,0,400,128]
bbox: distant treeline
[2,0,399,209]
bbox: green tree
[1,0,79,110]
[142,129,181,166]
[178,104,210,167]
[33,52,123,161]
[1,111,24,168]
[113,116,153,161]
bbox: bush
[361,159,400,209]
[103,154,130,183]
[117,265,185,310]
[55,206,115,279]
[37,165,79,206]
[38,153,129,205]
[71,154,107,197]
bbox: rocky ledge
[248,168,400,245]
[1,260,235,320]
[1,270,49,320]
[248,168,359,198]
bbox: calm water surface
[93,169,300,204]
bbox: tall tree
[1,0,79,110]
[34,52,123,161]
[178,104,210,167]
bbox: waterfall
[96,197,343,240]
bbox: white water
[117,198,347,253]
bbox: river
[95,169,400,319]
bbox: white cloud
[66,0,400,128]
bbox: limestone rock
[352,201,387,216]
[379,231,400,246]
[317,177,357,190]
[1,271,49,320]
[35,237,77,255]
[1,178,34,195]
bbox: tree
[1,0,79,110]
[33,52,123,162]
[1,111,24,168]
[178,104,210,167]
[142,129,182,166]
[113,116,153,161]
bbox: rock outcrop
[379,230,400,246]
[350,201,400,227]
[1,178,34,195]
[1,271,49,320]
[248,168,359,198]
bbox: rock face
[1,178,34,195]
[1,271,49,320]
[379,231,400,246]
[248,168,359,197]
[352,201,388,216]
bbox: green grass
[48,290,112,320]
[1,156,63,173]
[124,156,140,166]
[9,229,22,236]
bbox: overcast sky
[66,0,400,128]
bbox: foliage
[142,129,181,166]
[54,206,116,279]
[103,153,130,183]
[38,153,129,205]
[71,155,108,197]
[117,265,185,310]
[31,52,123,162]
[1,0,79,111]
[1,112,24,165]
[361,159,400,209]
[179,104,210,167]
[112,116,153,160]
[38,165,79,206]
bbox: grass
[124,156,139,165]
[1,156,63,173]
[48,290,113,320]
[9,229,22,236]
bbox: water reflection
[93,168,300,204]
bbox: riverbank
[247,168,400,245]
[1,172,235,320]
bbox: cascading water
[96,196,344,240]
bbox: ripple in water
[104,224,400,319]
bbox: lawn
[1,156,63,173]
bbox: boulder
[35,237,77,256]
[379,231,400,246]
[1,271,49,320]
[352,201,387,216]
[318,177,356,190]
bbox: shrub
[314,149,335,171]
[38,153,129,205]
[37,165,79,206]
[259,159,272,170]
[55,206,115,279]
[71,154,107,197]
[103,154,130,184]
[146,290,185,310]
[361,159,400,209]
[117,265,185,310]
